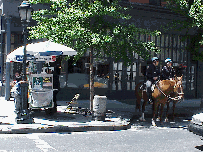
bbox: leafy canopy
[164,0,203,61]
[28,0,161,65]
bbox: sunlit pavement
[0,97,202,133]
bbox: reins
[155,81,183,101]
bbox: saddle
[139,81,156,92]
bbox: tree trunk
[90,47,94,112]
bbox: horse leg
[156,104,160,121]
[139,101,146,121]
[136,98,141,113]
[172,101,176,121]
[139,96,148,121]
[159,104,165,124]
[137,91,147,121]
[152,101,157,126]
[165,102,170,122]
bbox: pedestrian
[161,58,175,80]
[146,57,160,104]
[52,66,60,113]
[11,71,22,115]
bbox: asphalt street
[0,127,202,152]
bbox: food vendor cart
[6,41,77,116]
[28,73,56,115]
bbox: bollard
[93,95,107,121]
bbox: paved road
[0,128,202,152]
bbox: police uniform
[161,65,175,80]
[146,64,160,83]
[145,57,160,103]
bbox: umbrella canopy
[6,41,77,62]
[6,47,35,62]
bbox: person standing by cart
[11,71,22,115]
[53,66,60,113]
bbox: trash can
[93,95,107,121]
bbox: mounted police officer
[161,58,175,80]
[146,57,160,104]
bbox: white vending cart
[29,73,56,114]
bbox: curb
[188,123,203,137]
[0,118,131,134]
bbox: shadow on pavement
[30,110,92,123]
[130,112,192,129]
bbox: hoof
[164,118,169,122]
[139,117,146,121]
[156,117,161,122]
[151,119,157,127]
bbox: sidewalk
[0,97,202,134]
[0,97,131,134]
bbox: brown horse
[135,76,184,126]
[165,76,184,122]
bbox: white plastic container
[93,95,107,121]
[31,90,53,107]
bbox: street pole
[21,24,29,113]
[22,25,27,81]
[5,17,11,101]
[0,16,2,82]
[0,15,3,97]
[17,1,33,123]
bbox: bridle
[155,79,184,101]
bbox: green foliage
[164,0,203,61]
[28,0,161,65]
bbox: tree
[28,0,161,110]
[164,0,203,61]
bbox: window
[126,62,137,90]
[112,62,122,90]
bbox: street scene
[0,0,203,152]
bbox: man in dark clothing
[146,57,160,103]
[52,66,60,113]
[161,58,175,80]
[11,71,22,115]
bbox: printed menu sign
[31,74,53,90]
[33,77,43,89]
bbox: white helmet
[151,57,159,62]
[165,58,172,63]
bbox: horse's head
[173,76,184,101]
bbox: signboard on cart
[31,74,53,90]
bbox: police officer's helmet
[165,58,172,63]
[151,57,159,62]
